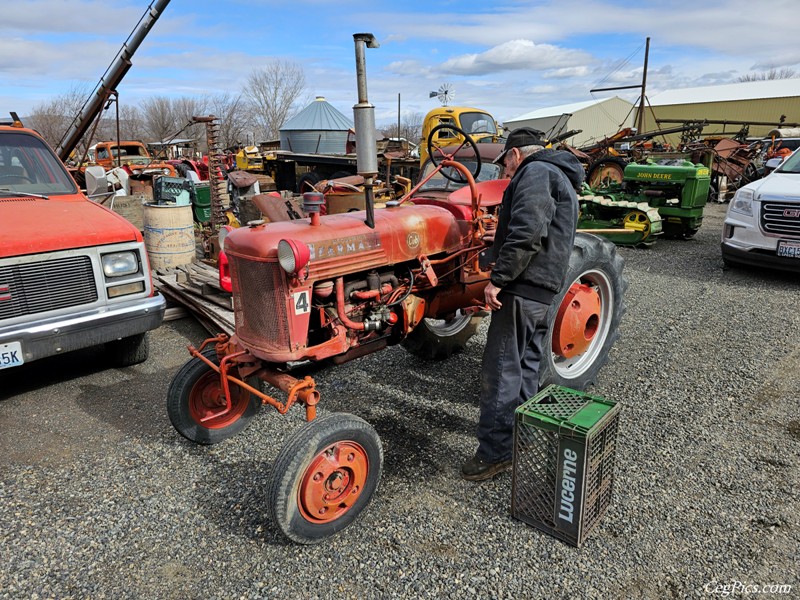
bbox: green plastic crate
[512,384,620,547]
[194,182,211,223]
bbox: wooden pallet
[153,261,235,336]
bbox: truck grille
[0,256,98,320]
[760,201,800,237]
[229,255,291,354]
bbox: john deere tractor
[579,158,711,245]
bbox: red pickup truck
[0,119,165,370]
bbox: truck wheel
[269,413,383,544]
[167,349,261,445]
[401,310,484,360]
[539,233,627,391]
[106,332,149,367]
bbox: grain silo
[279,96,354,154]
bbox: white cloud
[440,40,593,76]
[542,66,593,80]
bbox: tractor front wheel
[401,310,484,360]
[167,349,262,445]
[269,413,383,544]
[539,233,628,391]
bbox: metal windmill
[429,83,456,106]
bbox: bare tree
[26,84,91,151]
[139,96,175,143]
[243,60,306,142]
[117,104,146,141]
[169,96,209,149]
[381,111,425,145]
[737,68,798,82]
[207,92,250,151]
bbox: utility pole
[638,37,650,132]
[590,37,651,132]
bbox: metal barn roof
[648,79,800,106]
[281,96,353,131]
[505,97,629,124]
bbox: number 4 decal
[293,291,310,315]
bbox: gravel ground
[1,202,798,599]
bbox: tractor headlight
[730,188,754,217]
[102,251,139,277]
[163,168,171,175]
[218,225,234,252]
[278,239,310,274]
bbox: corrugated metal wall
[565,97,635,147]
[279,130,349,154]
[638,97,800,144]
[506,97,635,147]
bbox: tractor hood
[225,204,469,280]
[1,195,142,258]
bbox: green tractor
[579,159,711,246]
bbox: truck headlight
[102,251,139,277]
[730,188,754,217]
[278,239,310,274]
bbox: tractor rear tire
[401,310,484,360]
[167,349,262,445]
[269,413,383,544]
[587,157,628,188]
[539,233,627,391]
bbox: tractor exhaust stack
[352,33,380,229]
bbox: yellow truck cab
[419,106,502,164]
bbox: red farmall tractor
[165,34,627,544]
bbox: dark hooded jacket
[489,148,584,304]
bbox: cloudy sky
[1,0,798,129]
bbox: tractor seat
[446,178,509,207]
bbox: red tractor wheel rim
[552,283,601,359]
[298,441,369,524]
[188,371,249,429]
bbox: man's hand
[482,229,496,244]
[484,282,502,311]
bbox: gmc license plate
[777,240,800,258]
[0,341,24,369]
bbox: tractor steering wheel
[426,123,482,183]
[0,173,33,183]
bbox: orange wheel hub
[188,371,249,429]
[299,441,369,523]
[552,283,600,359]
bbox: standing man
[462,127,585,481]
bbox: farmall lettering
[307,234,381,260]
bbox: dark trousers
[477,293,550,463]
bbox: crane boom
[56,0,170,161]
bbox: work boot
[461,455,512,481]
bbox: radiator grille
[760,202,800,237]
[0,256,98,320]
[229,255,291,353]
